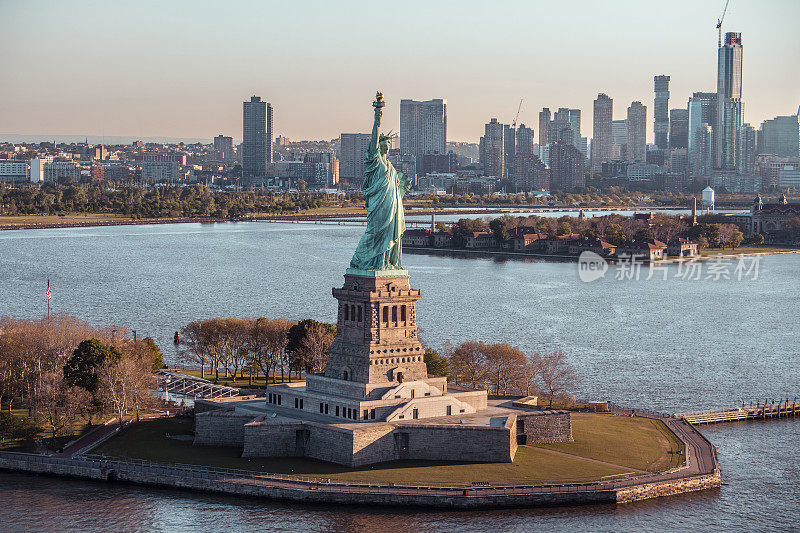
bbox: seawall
[0,448,720,509]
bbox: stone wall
[241,418,301,458]
[517,411,573,444]
[399,423,515,463]
[616,470,722,503]
[0,451,721,509]
[193,410,254,447]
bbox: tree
[38,370,91,440]
[250,318,294,383]
[98,356,156,428]
[604,223,625,245]
[489,216,512,243]
[296,322,335,374]
[141,337,165,371]
[0,411,38,445]
[538,351,579,408]
[484,343,527,396]
[449,341,488,389]
[423,348,450,377]
[286,319,335,379]
[179,320,211,379]
[745,233,765,245]
[63,339,122,394]
[634,227,654,241]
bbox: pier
[675,398,800,425]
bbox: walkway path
[528,446,647,474]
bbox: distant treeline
[0,183,359,218]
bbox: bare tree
[484,343,527,396]
[38,370,91,440]
[297,322,335,374]
[249,318,294,384]
[449,341,488,390]
[539,350,579,408]
[98,356,155,428]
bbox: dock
[676,398,800,425]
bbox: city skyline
[1,1,798,143]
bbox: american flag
[46,279,51,300]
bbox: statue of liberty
[349,92,412,271]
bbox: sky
[1,0,798,144]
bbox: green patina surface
[349,93,412,272]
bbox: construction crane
[511,99,523,129]
[717,0,731,48]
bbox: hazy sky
[2,0,798,144]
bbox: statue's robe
[349,143,412,271]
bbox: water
[0,221,798,531]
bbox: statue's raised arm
[349,92,409,272]
[369,91,384,155]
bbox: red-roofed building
[568,238,617,257]
[616,239,667,262]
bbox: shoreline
[403,245,799,263]
[0,204,740,232]
[0,415,721,509]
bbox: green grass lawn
[92,413,681,486]
[0,408,96,452]
[535,413,684,472]
[178,369,301,389]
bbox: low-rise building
[0,161,27,183]
[667,238,698,257]
[432,231,453,247]
[402,229,431,247]
[616,240,667,262]
[512,231,548,252]
[568,238,617,257]
[464,231,494,249]
[546,233,581,254]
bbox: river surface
[0,221,797,531]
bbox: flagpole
[47,278,50,319]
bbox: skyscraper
[339,133,372,185]
[538,108,551,147]
[503,124,516,178]
[715,32,743,169]
[669,109,689,149]
[516,124,534,157]
[611,119,627,160]
[242,96,272,178]
[738,123,756,175]
[757,115,800,157]
[399,99,447,171]
[213,135,234,162]
[548,140,585,191]
[654,75,670,150]
[626,101,647,162]
[480,118,505,178]
[592,93,613,172]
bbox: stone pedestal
[322,268,428,385]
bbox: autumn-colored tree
[296,322,336,374]
[449,341,488,390]
[538,351,579,408]
[249,318,294,383]
[484,343,527,396]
